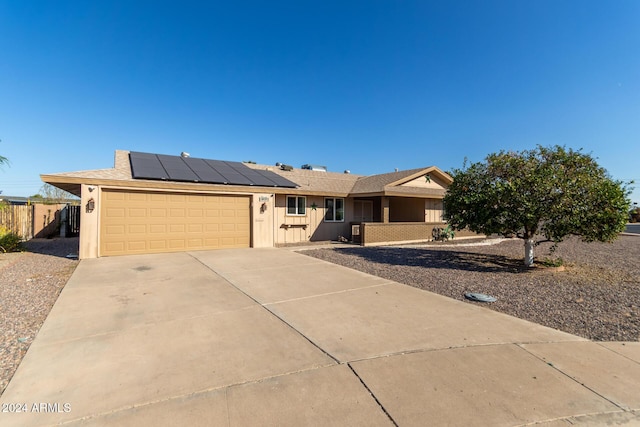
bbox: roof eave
[41,174,315,196]
[383,188,447,198]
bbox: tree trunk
[524,238,534,267]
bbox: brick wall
[360,222,480,246]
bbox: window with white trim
[286,196,306,215]
[324,198,344,222]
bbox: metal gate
[65,205,80,236]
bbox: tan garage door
[100,190,250,256]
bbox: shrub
[0,231,23,253]
[432,225,455,242]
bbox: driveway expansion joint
[515,343,629,412]
[347,363,399,427]
[188,252,342,365]
[594,342,640,366]
[262,282,394,306]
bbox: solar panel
[255,170,298,187]
[182,158,228,184]
[241,171,278,187]
[221,172,254,186]
[156,155,200,182]
[129,152,169,180]
[129,152,298,188]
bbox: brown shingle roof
[246,163,361,195]
[350,168,427,194]
[41,150,450,198]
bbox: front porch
[350,195,457,245]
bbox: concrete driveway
[1,248,639,426]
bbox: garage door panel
[106,207,126,218]
[149,240,167,250]
[128,193,148,201]
[168,224,184,233]
[188,224,203,233]
[128,208,147,217]
[129,224,147,234]
[149,224,166,234]
[150,208,166,217]
[105,242,125,252]
[168,239,186,249]
[100,190,251,256]
[187,238,203,248]
[205,223,220,233]
[105,191,125,201]
[128,241,146,251]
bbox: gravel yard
[0,238,79,396]
[303,235,640,342]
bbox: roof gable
[350,166,451,196]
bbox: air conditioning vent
[301,164,327,172]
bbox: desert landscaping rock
[303,235,640,342]
[0,238,79,396]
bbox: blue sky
[1,1,638,204]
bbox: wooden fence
[0,205,34,240]
[0,204,81,240]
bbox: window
[286,196,306,215]
[324,198,344,222]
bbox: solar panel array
[129,152,298,188]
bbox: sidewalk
[1,248,639,426]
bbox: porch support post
[382,197,390,223]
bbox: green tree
[443,145,631,267]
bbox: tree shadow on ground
[332,246,529,273]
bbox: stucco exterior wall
[251,193,274,248]
[33,203,67,238]
[79,184,100,259]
